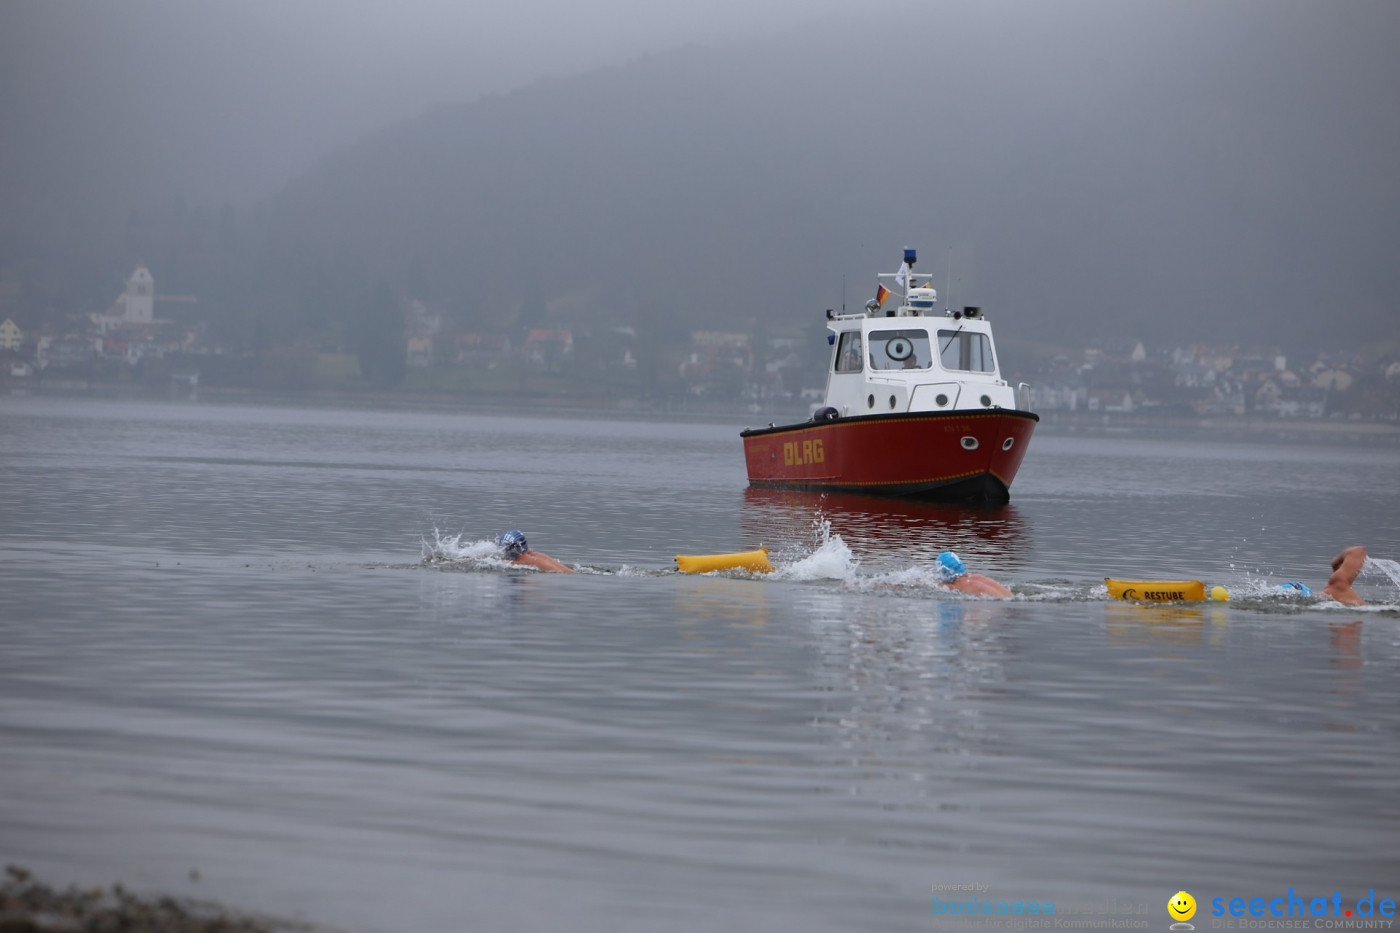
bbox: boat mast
[945,248,952,315]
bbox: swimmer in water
[935,550,1012,598]
[1321,545,1367,607]
[496,529,574,573]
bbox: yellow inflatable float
[675,548,773,574]
[1105,578,1213,602]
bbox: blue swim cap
[496,529,527,559]
[935,550,966,582]
[1279,581,1312,596]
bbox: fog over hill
[3,0,1397,355]
[266,0,1400,348]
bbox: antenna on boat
[945,248,953,315]
[842,273,846,314]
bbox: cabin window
[834,332,863,373]
[937,329,995,373]
[868,329,931,371]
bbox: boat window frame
[937,328,996,373]
[867,328,932,371]
[834,331,864,373]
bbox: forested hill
[262,0,1400,348]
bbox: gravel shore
[0,866,317,933]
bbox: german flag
[875,284,890,308]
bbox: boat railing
[1017,382,1033,412]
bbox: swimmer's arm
[1328,546,1367,585]
[1323,546,1367,606]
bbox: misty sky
[1,0,886,201]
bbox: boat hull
[741,409,1038,503]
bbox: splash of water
[774,516,858,581]
[1363,557,1400,589]
[777,537,857,581]
[421,528,507,565]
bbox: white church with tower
[97,262,179,333]
[122,262,154,324]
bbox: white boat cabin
[823,287,1028,416]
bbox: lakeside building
[0,318,22,351]
[1031,340,1397,420]
[93,263,199,336]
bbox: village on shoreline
[4,263,1398,430]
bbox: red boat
[741,248,1038,504]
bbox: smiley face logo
[1168,891,1197,922]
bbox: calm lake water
[2,396,1398,932]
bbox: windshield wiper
[939,325,964,356]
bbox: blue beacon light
[904,248,917,265]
